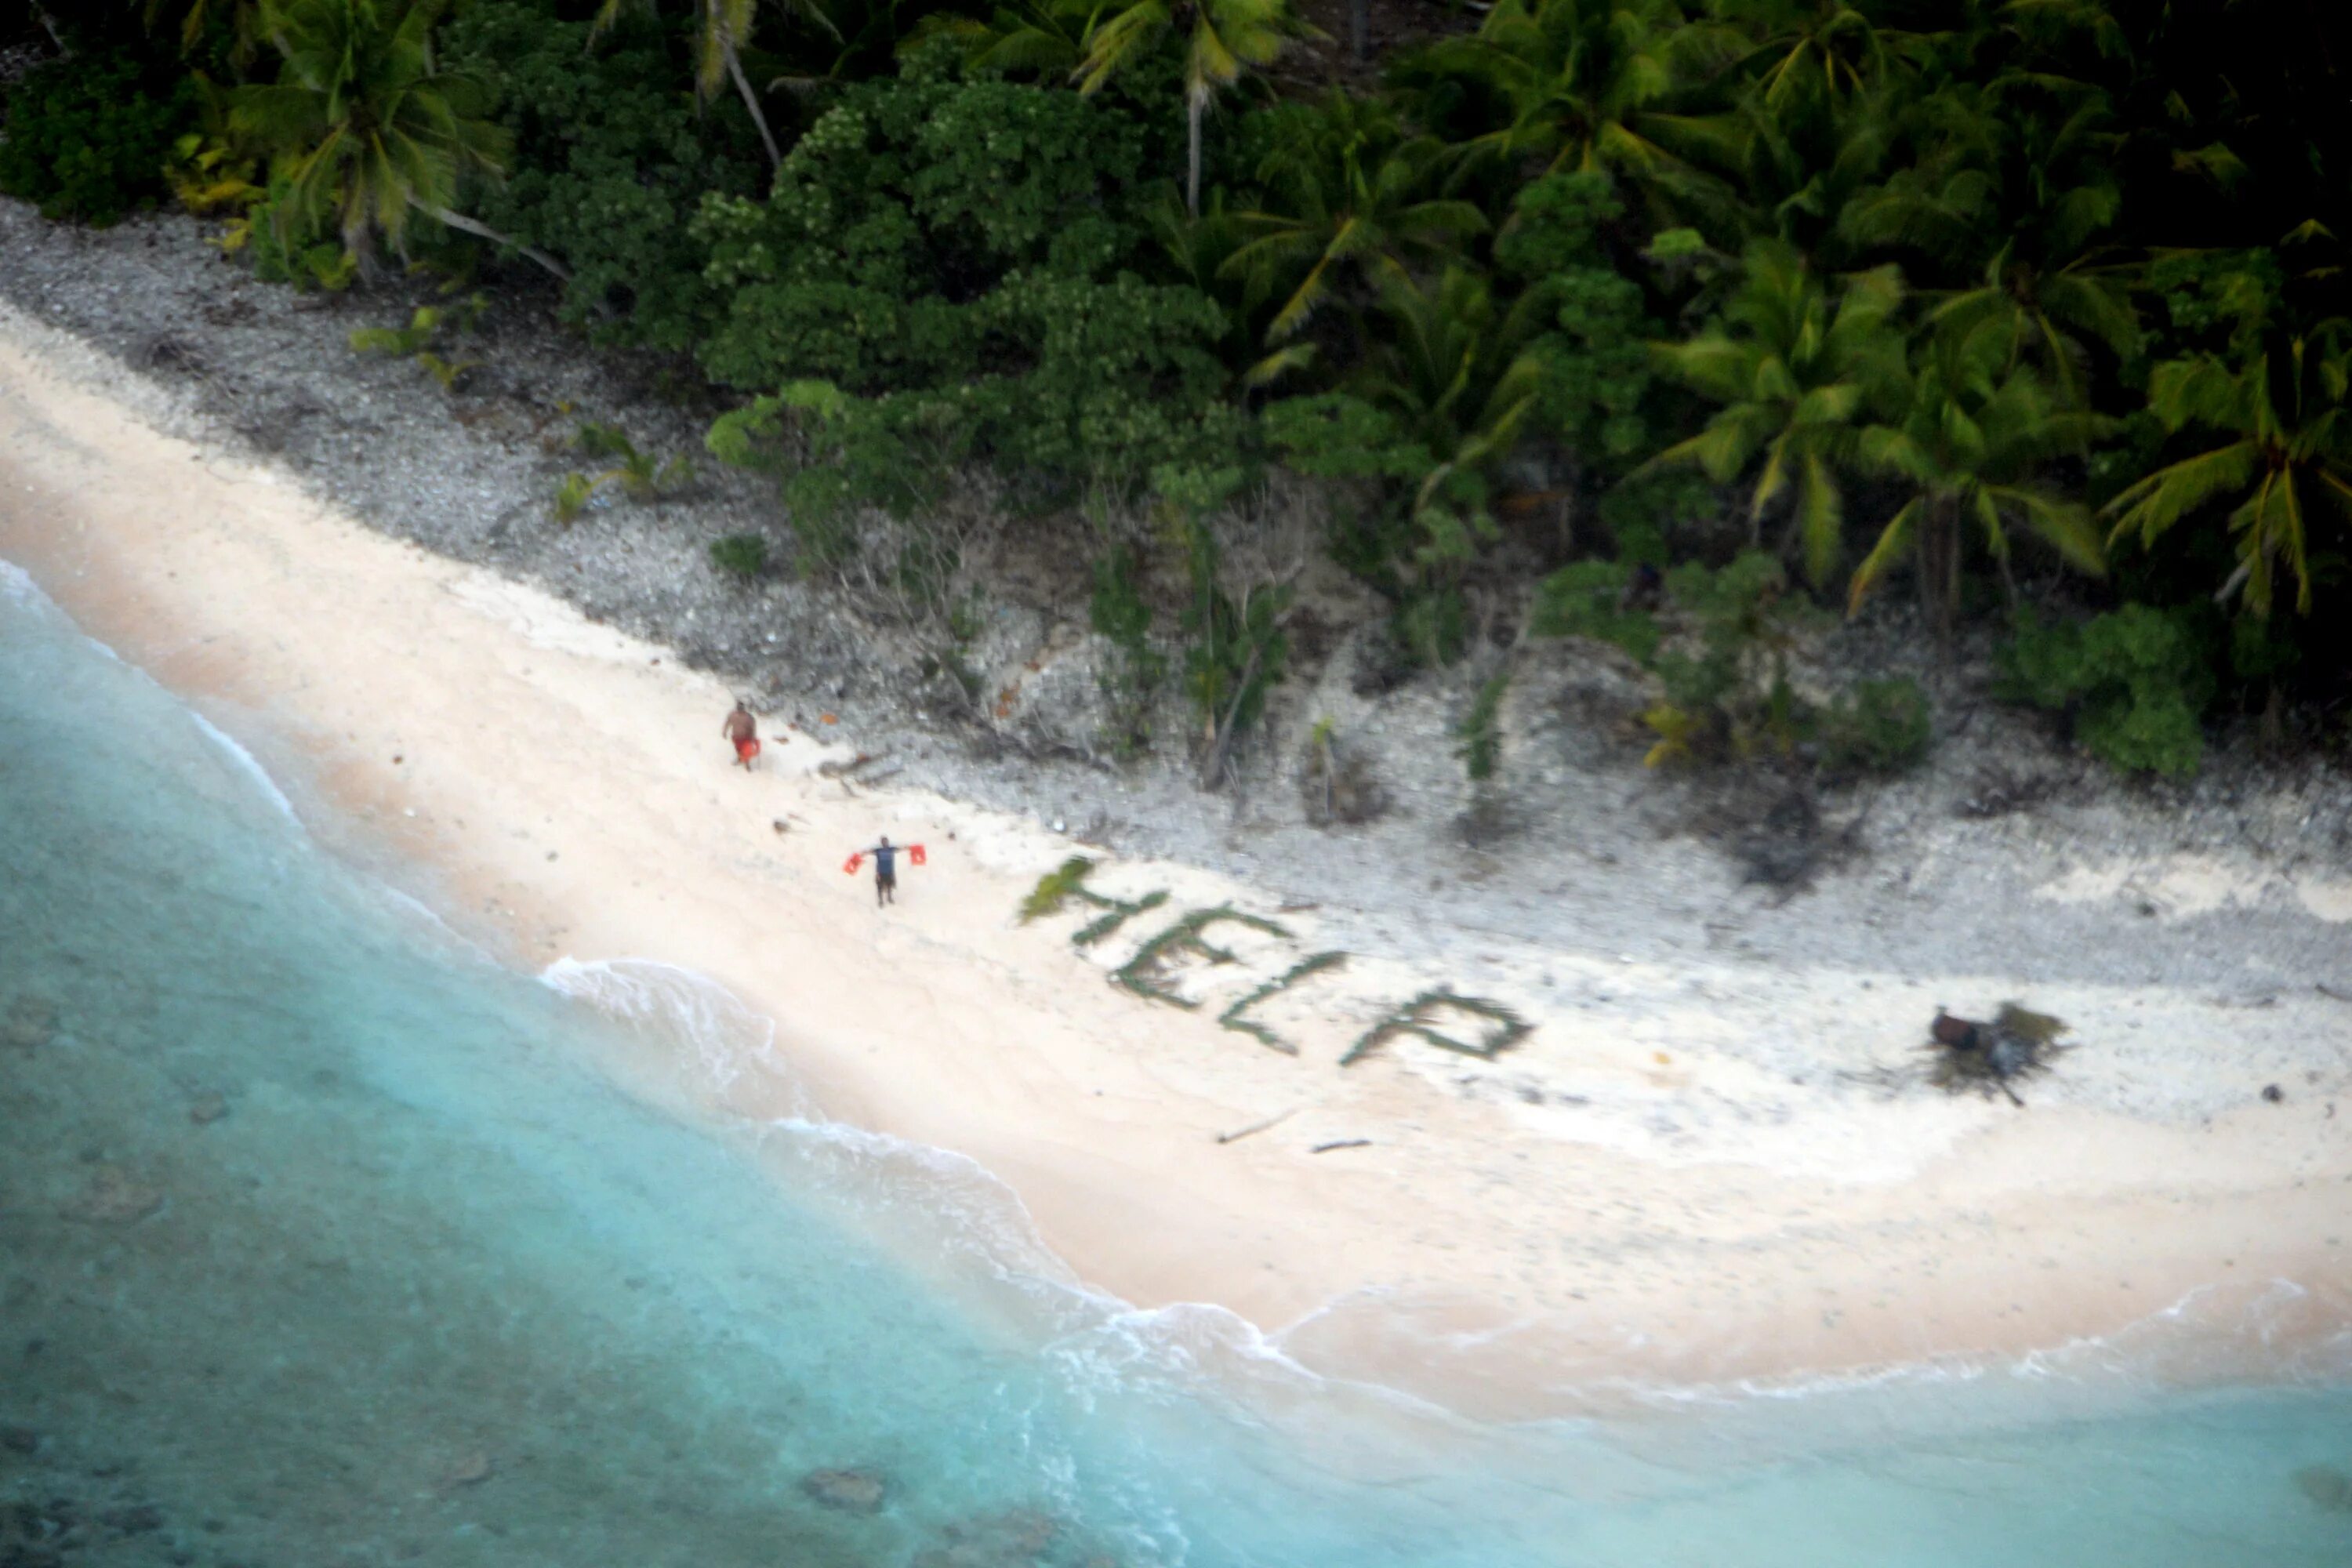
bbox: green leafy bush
[693,63,1237,501]
[709,534,771,582]
[438,2,768,349]
[1532,551,1916,774]
[1998,605,2214,776]
[1818,677,1933,775]
[1527,559,1663,662]
[1493,173,1661,471]
[238,175,354,290]
[0,51,197,224]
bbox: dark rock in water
[2,995,56,1051]
[189,1092,230,1125]
[59,1167,165,1225]
[437,1450,494,1490]
[103,1503,164,1534]
[800,1468,886,1515]
[912,1508,1065,1568]
[0,1425,38,1455]
[0,1495,78,1564]
[2296,1464,2352,1512]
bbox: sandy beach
[4,299,2349,1420]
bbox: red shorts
[735,736,760,764]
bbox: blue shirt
[865,846,896,876]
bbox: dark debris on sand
[1926,1004,2071,1106]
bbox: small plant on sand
[709,534,770,583]
[350,306,479,392]
[1817,677,1932,775]
[350,306,443,358]
[554,424,695,523]
[1455,672,1510,783]
[552,472,599,525]
[1342,990,1530,1067]
[1218,952,1348,1054]
[1300,717,1388,826]
[414,350,475,391]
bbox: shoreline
[4,299,2350,1420]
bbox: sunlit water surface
[4,559,2348,1568]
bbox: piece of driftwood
[1310,1138,1371,1154]
[1214,1108,1298,1145]
[815,752,881,779]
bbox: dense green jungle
[4,0,2348,782]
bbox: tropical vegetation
[2,0,2347,776]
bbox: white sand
[4,303,2347,1419]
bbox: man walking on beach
[722,699,761,771]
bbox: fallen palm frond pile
[1926,1003,2070,1106]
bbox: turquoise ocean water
[3,557,2349,1567]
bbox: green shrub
[1648,553,1814,763]
[1998,605,2214,777]
[1090,544,1164,758]
[1527,559,1662,662]
[1819,677,1932,775]
[0,51,197,224]
[709,534,771,583]
[1176,511,1288,750]
[1493,172,1661,472]
[1456,673,1510,782]
[438,1,768,349]
[349,307,443,357]
[1394,584,1470,670]
[1533,550,1875,771]
[238,173,353,290]
[552,472,597,524]
[692,64,1236,501]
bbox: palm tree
[1072,0,1316,214]
[1839,82,2139,402]
[590,0,829,172]
[140,0,267,67]
[1703,81,1890,256]
[234,0,568,281]
[2104,329,2352,617]
[1354,265,1551,508]
[915,0,1094,77]
[1645,238,1904,583]
[1849,317,2108,644]
[1714,0,1924,116]
[1409,0,1729,205]
[1219,96,1490,343]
